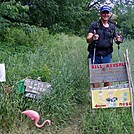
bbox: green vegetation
[1,0,133,37]
[0,27,88,133]
[0,0,134,133]
[0,26,134,133]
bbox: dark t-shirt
[87,20,117,55]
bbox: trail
[59,124,81,134]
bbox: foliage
[116,7,134,39]
[0,0,37,41]
[0,0,134,133]
[0,23,134,133]
[17,0,91,36]
[0,0,134,37]
[0,0,29,20]
[0,27,89,133]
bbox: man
[87,5,122,88]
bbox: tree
[20,0,91,35]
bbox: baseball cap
[100,5,111,13]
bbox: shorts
[88,53,112,64]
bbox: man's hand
[115,31,123,44]
[116,36,122,44]
[86,30,99,43]
[92,30,99,41]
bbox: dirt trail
[58,124,82,134]
[7,117,82,134]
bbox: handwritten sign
[0,64,6,82]
[24,79,52,99]
[92,87,130,109]
[90,62,128,83]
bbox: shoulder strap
[92,20,101,32]
[108,22,115,37]
[109,22,115,29]
[96,20,100,29]
[93,20,115,36]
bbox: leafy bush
[0,0,38,41]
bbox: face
[100,11,110,21]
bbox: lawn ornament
[22,110,51,128]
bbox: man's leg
[104,82,111,87]
[93,83,100,88]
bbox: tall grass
[81,40,134,134]
[0,28,89,133]
[0,27,134,134]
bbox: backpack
[109,13,118,25]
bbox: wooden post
[124,49,134,126]
[88,58,93,96]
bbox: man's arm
[87,32,94,43]
[113,27,123,44]
[87,30,99,43]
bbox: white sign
[24,79,52,99]
[0,64,6,82]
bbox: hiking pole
[117,31,122,62]
[92,30,98,64]
[93,41,97,64]
[117,43,120,62]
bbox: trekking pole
[92,30,98,64]
[117,31,122,62]
[117,43,120,62]
[93,41,97,64]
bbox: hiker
[86,5,122,88]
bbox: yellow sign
[92,88,130,109]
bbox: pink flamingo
[22,110,51,128]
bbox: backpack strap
[91,20,115,46]
[108,22,115,37]
[92,20,101,32]
[93,20,115,36]
[108,22,115,45]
